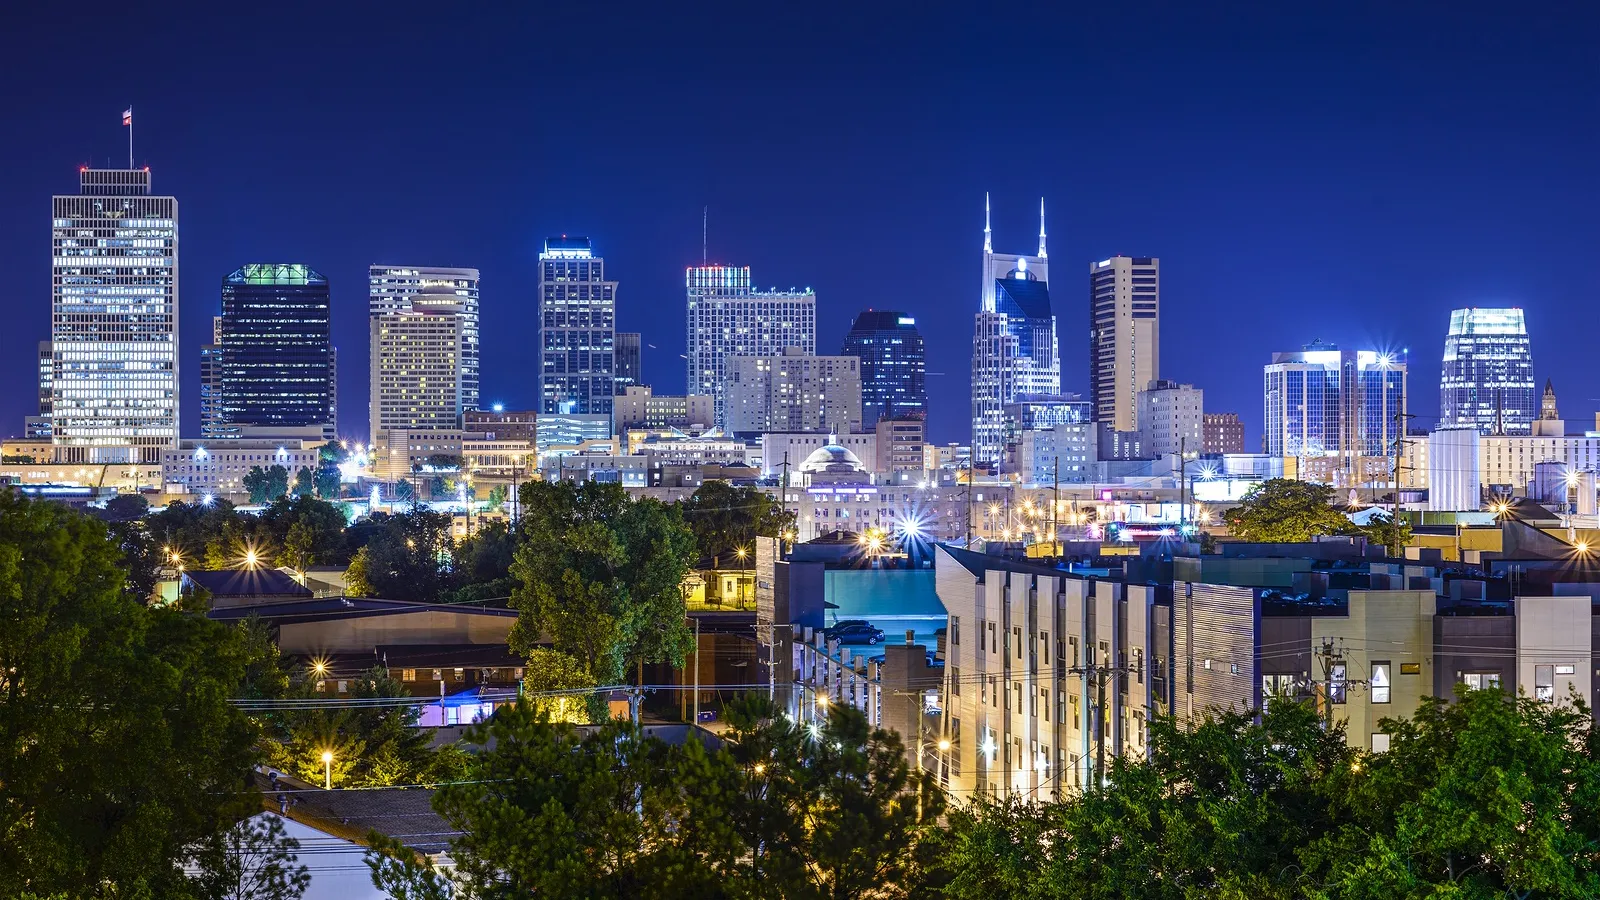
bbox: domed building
[798,440,869,485]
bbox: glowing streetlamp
[321,750,334,789]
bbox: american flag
[122,108,132,126]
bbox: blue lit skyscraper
[1263,341,1406,477]
[1440,307,1536,435]
[539,237,616,417]
[840,310,926,424]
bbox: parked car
[825,622,885,644]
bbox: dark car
[825,622,885,644]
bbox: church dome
[799,442,865,474]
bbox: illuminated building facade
[685,265,816,428]
[50,167,178,463]
[840,310,926,424]
[972,196,1059,465]
[538,237,616,417]
[1263,341,1407,482]
[369,301,466,444]
[216,264,335,439]
[1440,307,1536,435]
[369,265,480,414]
[1088,256,1160,432]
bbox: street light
[321,750,334,790]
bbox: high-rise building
[369,266,480,413]
[1137,380,1204,459]
[1263,342,1407,480]
[685,265,816,427]
[369,300,466,444]
[35,340,53,427]
[971,196,1059,465]
[840,310,926,424]
[215,264,335,439]
[538,237,616,417]
[50,167,178,463]
[1203,412,1245,454]
[1440,307,1536,435]
[725,348,861,436]
[1088,256,1160,432]
[614,331,642,395]
[199,314,224,439]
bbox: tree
[188,814,310,900]
[392,479,414,502]
[510,480,697,683]
[1356,509,1413,557]
[342,511,454,602]
[314,460,342,500]
[243,464,292,504]
[102,491,150,522]
[291,466,315,498]
[0,493,260,897]
[1221,478,1354,543]
[521,648,600,722]
[259,495,349,569]
[680,481,794,560]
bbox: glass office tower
[216,264,335,438]
[840,310,926,424]
[1440,307,1535,435]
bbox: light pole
[321,750,333,790]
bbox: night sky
[6,3,1597,447]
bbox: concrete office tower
[685,265,817,427]
[199,314,224,439]
[50,167,178,463]
[1440,307,1536,435]
[724,348,861,436]
[615,331,642,394]
[538,237,616,417]
[369,265,480,413]
[1263,341,1407,467]
[369,300,466,445]
[216,264,335,439]
[35,340,53,438]
[1088,256,1160,432]
[840,310,926,424]
[1203,412,1245,454]
[1137,380,1204,459]
[971,196,1060,465]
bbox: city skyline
[5,6,1598,448]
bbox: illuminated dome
[799,442,865,474]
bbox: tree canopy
[0,493,261,897]
[509,480,697,683]
[680,481,794,561]
[1222,478,1356,543]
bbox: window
[336,680,348,693]
[1331,663,1347,704]
[1461,672,1501,691]
[1014,627,1023,660]
[1399,662,1421,676]
[401,668,416,682]
[1371,732,1390,752]
[951,617,960,646]
[1371,662,1391,704]
[951,667,960,696]
[1534,665,1555,701]
[432,668,443,681]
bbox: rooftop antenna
[983,192,992,255]
[1038,196,1047,258]
[702,206,707,264]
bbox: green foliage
[263,666,457,788]
[486,483,508,507]
[101,491,151,522]
[291,466,315,497]
[1354,510,1413,557]
[342,511,454,602]
[187,814,310,900]
[313,460,342,500]
[680,481,794,560]
[521,648,600,722]
[1222,478,1355,543]
[510,480,697,683]
[392,479,414,502]
[0,493,260,897]
[259,495,349,569]
[368,696,939,899]
[244,464,292,504]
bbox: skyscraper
[369,266,480,413]
[50,167,178,463]
[840,310,926,424]
[685,265,816,427]
[369,300,466,443]
[215,264,335,438]
[971,196,1059,465]
[614,331,642,394]
[1440,307,1536,435]
[1263,342,1406,478]
[1088,256,1160,431]
[538,237,616,417]
[199,315,224,439]
[725,348,862,436]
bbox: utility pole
[1179,436,1187,534]
[1051,456,1060,557]
[780,452,791,550]
[693,616,701,726]
[1316,637,1344,731]
[1390,412,1415,557]
[964,464,974,547]
[1068,656,1138,791]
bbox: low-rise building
[161,439,323,498]
[613,387,714,432]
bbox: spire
[1037,196,1047,258]
[983,192,992,255]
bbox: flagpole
[128,105,133,169]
